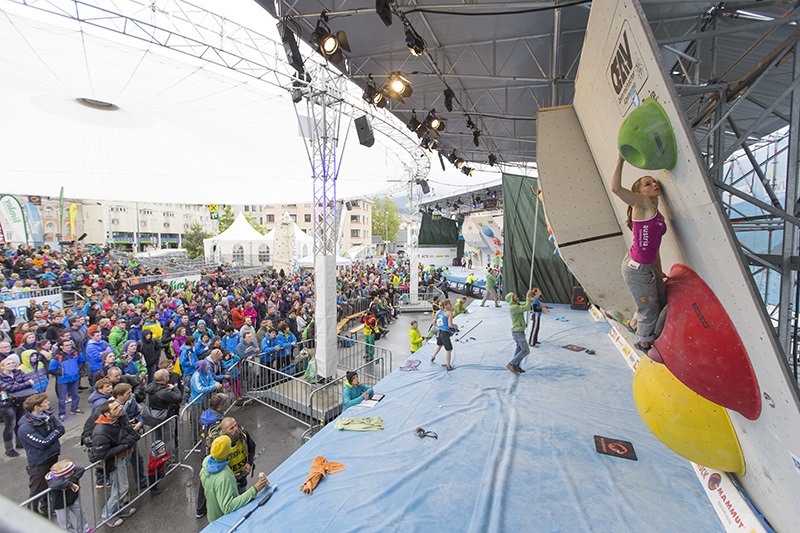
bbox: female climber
[610,154,668,352]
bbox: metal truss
[657,6,800,379]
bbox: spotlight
[443,88,455,112]
[425,109,446,134]
[491,190,497,199]
[488,153,498,167]
[420,134,438,151]
[385,72,413,102]
[404,21,426,56]
[376,0,393,26]
[472,129,481,147]
[454,157,465,169]
[407,110,423,134]
[310,14,350,64]
[362,74,386,108]
[462,166,474,176]
[445,150,457,164]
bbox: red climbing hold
[649,264,761,420]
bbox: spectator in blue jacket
[275,323,297,369]
[221,327,241,355]
[190,357,223,404]
[85,325,113,377]
[179,336,199,394]
[259,329,279,365]
[48,339,85,421]
[342,371,373,410]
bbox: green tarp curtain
[419,212,458,246]
[502,173,575,304]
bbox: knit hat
[151,440,167,458]
[87,324,100,336]
[4,353,20,366]
[122,340,137,353]
[210,435,231,461]
[345,371,357,385]
[50,460,75,478]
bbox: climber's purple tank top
[630,210,666,264]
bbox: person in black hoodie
[138,329,161,384]
[89,399,139,527]
[18,393,65,515]
[45,460,91,532]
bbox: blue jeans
[509,331,530,368]
[620,255,667,343]
[56,381,80,415]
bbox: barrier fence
[19,415,190,531]
[16,333,393,526]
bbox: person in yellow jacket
[409,321,424,353]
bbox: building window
[165,212,175,217]
[139,209,153,215]
[244,205,250,212]
[183,223,189,230]
[184,214,192,220]
[266,214,275,223]
[140,221,147,227]
[111,219,120,226]
[44,207,54,218]
[350,215,360,223]
[232,244,244,263]
[304,214,311,223]
[44,222,56,234]
[290,214,297,222]
[258,244,270,263]
[163,223,170,228]
[351,229,360,238]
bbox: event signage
[165,274,202,292]
[1,288,63,324]
[0,194,28,245]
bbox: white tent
[203,212,271,266]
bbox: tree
[182,221,210,259]
[218,205,265,235]
[217,205,235,233]
[372,196,401,243]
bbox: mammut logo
[610,31,633,94]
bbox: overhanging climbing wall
[571,1,800,531]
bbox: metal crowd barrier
[19,415,190,530]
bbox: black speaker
[355,115,375,147]
[345,201,353,211]
[419,180,430,194]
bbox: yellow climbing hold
[633,357,745,475]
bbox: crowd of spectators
[0,241,433,528]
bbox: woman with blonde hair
[610,154,668,352]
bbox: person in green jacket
[200,435,269,523]
[108,319,129,356]
[506,289,535,375]
[480,269,501,307]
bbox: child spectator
[45,460,94,533]
[221,350,242,402]
[147,439,170,495]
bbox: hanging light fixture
[404,21,426,56]
[462,166,474,176]
[407,110,423,134]
[443,88,455,112]
[488,153,498,167]
[425,109,446,134]
[385,72,413,102]
[362,74,386,108]
[310,13,350,64]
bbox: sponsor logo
[607,21,649,113]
